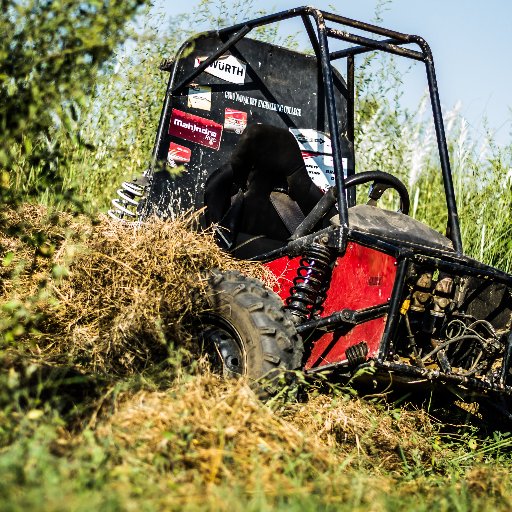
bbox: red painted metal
[264,242,397,370]
[265,255,301,298]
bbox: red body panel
[265,242,397,370]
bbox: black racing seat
[204,124,328,258]
[331,204,454,252]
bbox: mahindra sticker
[290,128,332,154]
[169,109,223,150]
[167,142,192,167]
[224,108,247,134]
[187,84,212,111]
[194,54,246,84]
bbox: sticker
[224,91,302,117]
[169,109,223,150]
[195,54,246,84]
[290,129,332,154]
[301,153,348,192]
[187,84,212,111]
[302,152,334,192]
[167,142,191,167]
[224,108,247,134]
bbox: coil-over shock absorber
[285,240,335,324]
[108,174,151,223]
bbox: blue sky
[160,0,512,144]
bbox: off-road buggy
[109,7,512,413]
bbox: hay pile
[97,373,439,492]
[99,375,335,488]
[1,205,267,376]
[287,393,438,471]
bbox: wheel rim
[201,314,246,377]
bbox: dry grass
[287,392,439,472]
[95,372,438,502]
[1,205,269,376]
[99,375,335,487]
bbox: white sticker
[194,54,246,84]
[187,84,212,111]
[290,128,332,154]
[302,153,348,192]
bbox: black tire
[200,270,303,397]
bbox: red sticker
[169,109,223,150]
[224,108,248,134]
[168,142,192,163]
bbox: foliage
[354,55,512,271]
[191,0,299,47]
[2,0,299,214]
[0,0,145,206]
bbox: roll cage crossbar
[162,5,463,254]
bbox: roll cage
[106,6,512,406]
[154,5,463,254]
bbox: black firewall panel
[147,34,350,218]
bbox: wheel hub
[202,320,245,376]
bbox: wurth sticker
[290,128,332,154]
[224,108,247,134]
[167,142,191,167]
[169,109,223,150]
[194,54,246,84]
[187,84,212,111]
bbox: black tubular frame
[164,5,463,253]
[154,7,512,397]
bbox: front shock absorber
[108,174,151,222]
[285,240,335,324]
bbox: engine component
[428,275,454,371]
[397,263,510,382]
[432,276,454,316]
[410,272,433,312]
[416,317,503,377]
[346,341,369,367]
